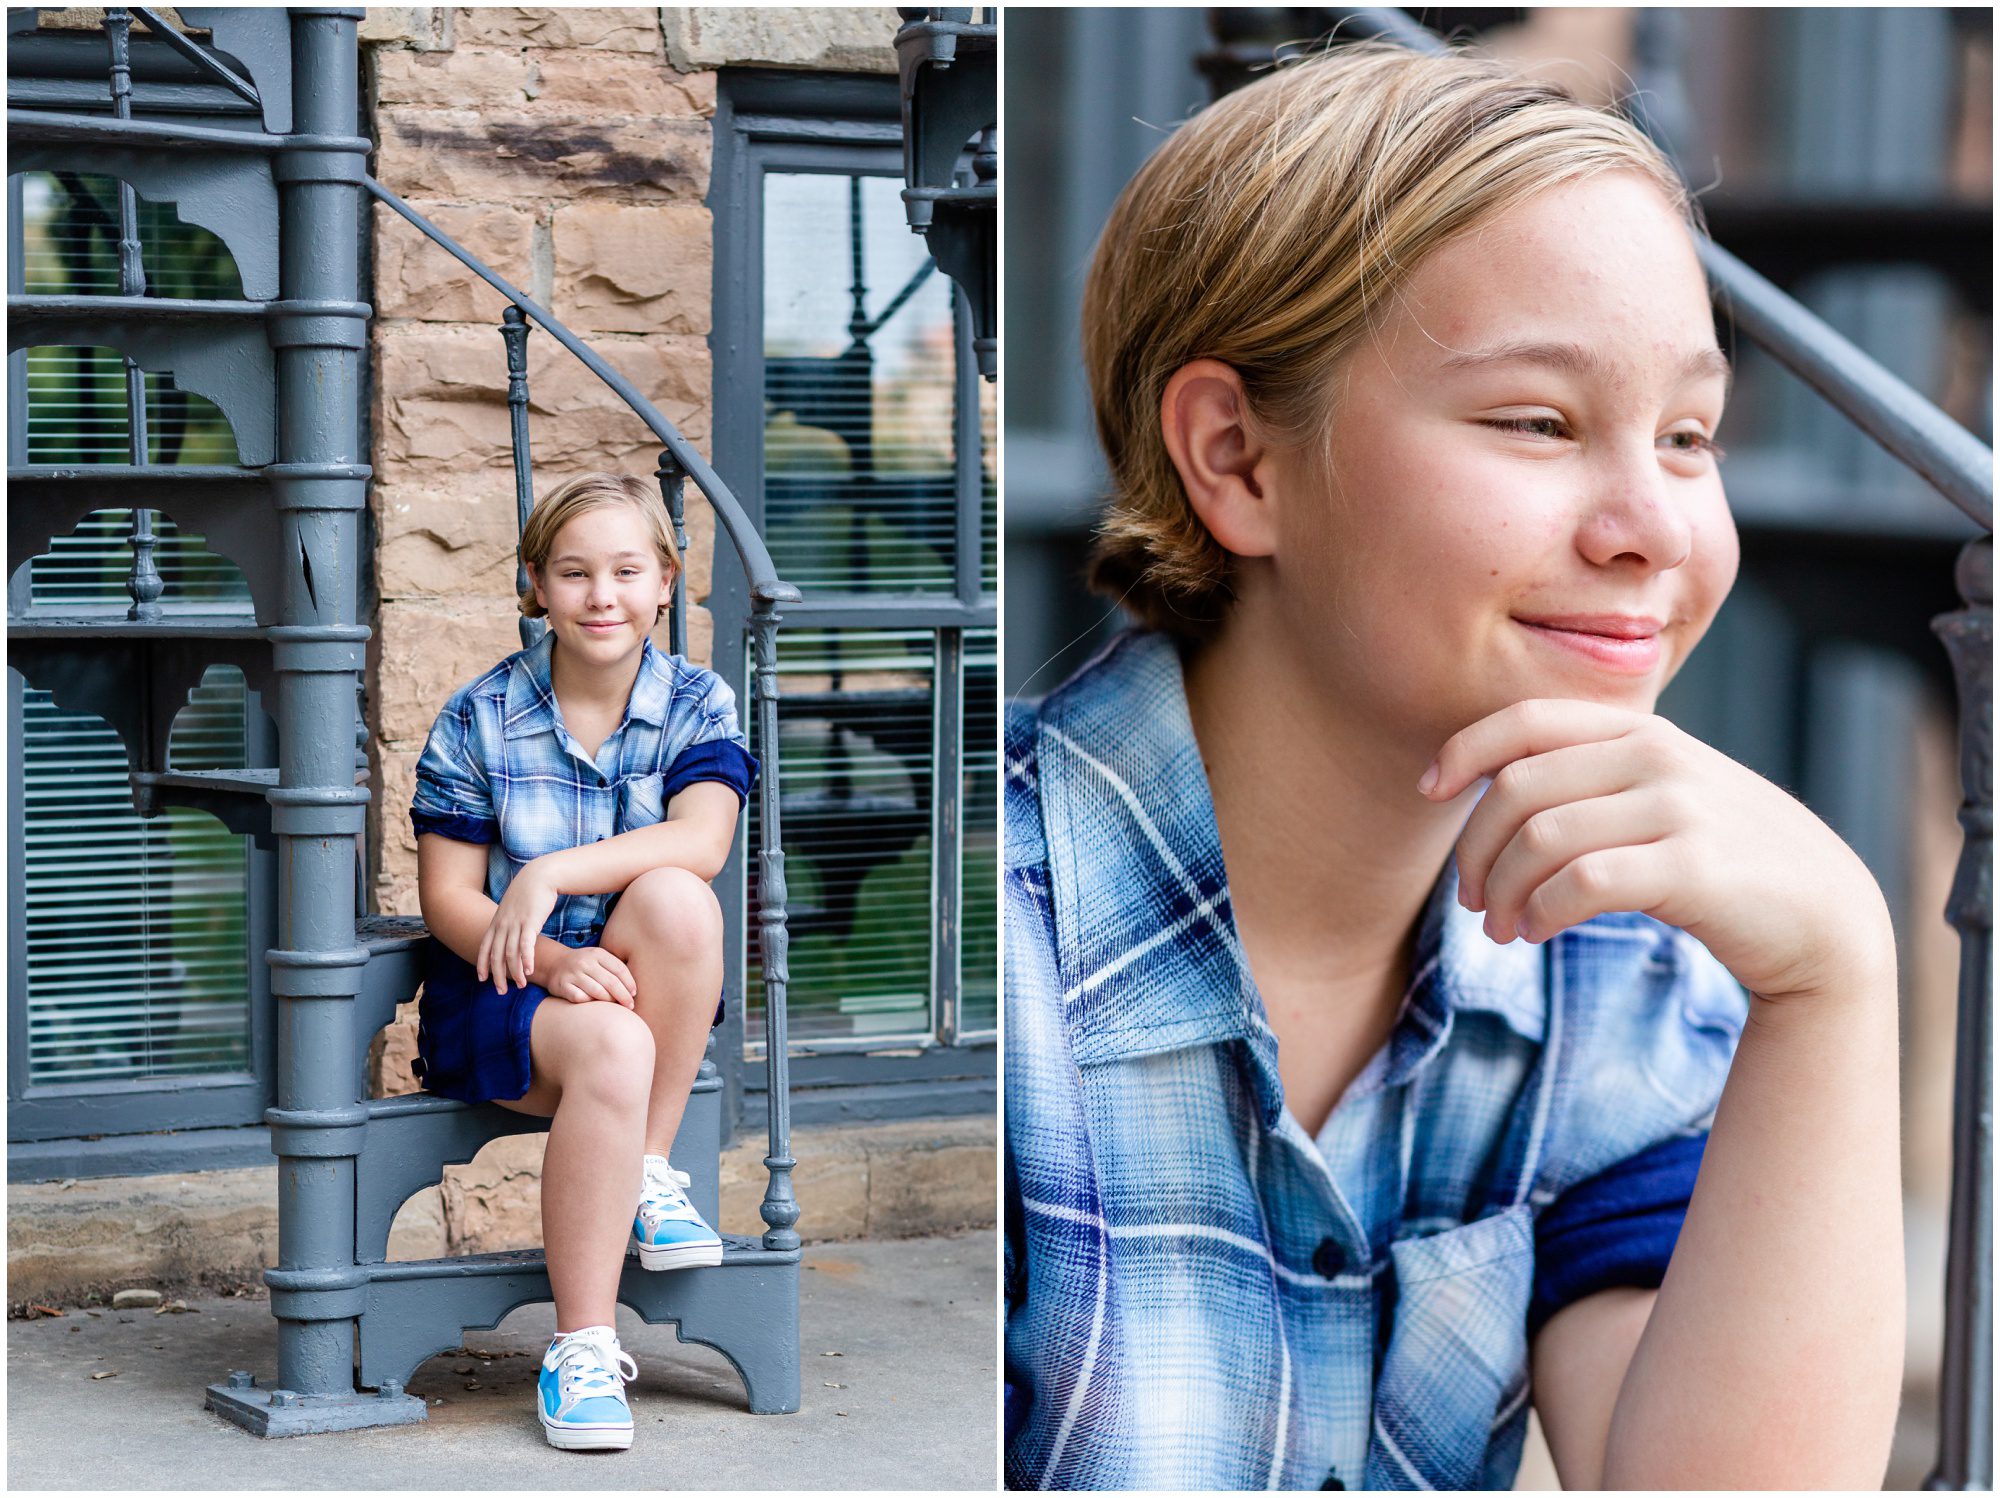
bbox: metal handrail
[362,177,798,605]
[1333,10,1990,1489]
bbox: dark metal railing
[1322,10,1992,1487]
[362,177,804,1255]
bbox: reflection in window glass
[746,629,937,1044]
[762,171,958,595]
[961,629,997,1035]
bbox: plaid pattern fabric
[1004,630,1750,1491]
[409,628,756,944]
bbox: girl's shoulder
[432,647,529,730]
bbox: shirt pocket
[1364,1203,1536,1491]
[617,771,667,832]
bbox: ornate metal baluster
[1927,536,1992,1490]
[752,599,799,1252]
[498,304,541,650]
[105,8,163,622]
[654,447,689,659]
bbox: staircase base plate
[204,1377,427,1437]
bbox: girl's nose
[1576,450,1695,573]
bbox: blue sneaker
[632,1154,724,1271]
[537,1325,636,1451]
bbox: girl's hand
[538,944,638,1008]
[478,866,559,994]
[1421,699,1894,1004]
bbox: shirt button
[1312,1239,1344,1278]
[1320,1471,1345,1490]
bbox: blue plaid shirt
[1004,630,1750,1491]
[409,629,756,944]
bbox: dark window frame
[709,70,996,1136]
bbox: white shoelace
[636,1163,702,1231]
[547,1332,637,1415]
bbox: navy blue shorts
[411,934,725,1106]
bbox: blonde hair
[1082,39,1707,637]
[518,472,682,622]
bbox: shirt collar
[1036,630,1544,1097]
[503,628,672,740]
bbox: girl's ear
[1160,359,1280,561]
[525,560,548,613]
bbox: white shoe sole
[539,1409,634,1451]
[631,1235,725,1271]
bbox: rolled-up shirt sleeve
[1528,1130,1708,1339]
[409,698,498,845]
[662,672,759,808]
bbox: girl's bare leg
[599,866,725,1160]
[496,999,654,1332]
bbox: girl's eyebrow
[1435,338,1733,401]
[549,551,650,565]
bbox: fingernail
[1417,762,1439,795]
[1516,919,1532,943]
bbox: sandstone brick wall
[359,8,901,1252]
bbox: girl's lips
[1517,619,1662,674]
[579,620,624,634]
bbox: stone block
[375,867,423,920]
[376,108,708,203]
[528,51,714,117]
[663,7,898,74]
[386,1186,448,1261]
[551,202,711,335]
[359,8,447,50]
[6,1169,277,1307]
[864,1120,997,1238]
[373,200,534,324]
[374,476,527,600]
[373,44,531,108]
[453,7,660,52]
[721,1130,867,1240]
[372,323,712,487]
[441,1132,549,1255]
[373,599,527,748]
[368,997,424,1098]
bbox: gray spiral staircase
[7,7,803,1435]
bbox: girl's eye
[1481,418,1726,462]
[1485,416,1567,440]
[1663,430,1727,460]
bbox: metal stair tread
[9,293,272,319]
[367,1237,795,1282]
[357,913,429,953]
[10,463,265,482]
[7,107,289,153]
[9,612,265,638]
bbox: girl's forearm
[1600,943,1905,1488]
[534,805,735,894]
[421,883,574,974]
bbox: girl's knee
[614,866,723,957]
[543,1001,654,1102]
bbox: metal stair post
[203,5,404,1437]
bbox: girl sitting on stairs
[409,470,756,1452]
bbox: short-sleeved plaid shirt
[1004,629,1750,1491]
[409,629,756,945]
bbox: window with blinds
[10,169,258,1102]
[745,628,938,1044]
[762,171,962,595]
[962,629,997,1037]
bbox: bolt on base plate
[204,1370,428,1437]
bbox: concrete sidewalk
[8,1231,997,1491]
